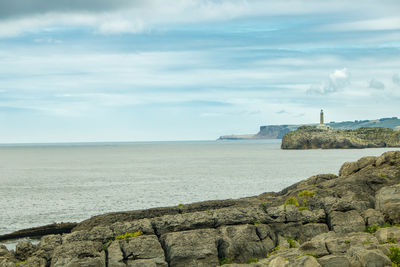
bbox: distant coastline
[218,117,400,140]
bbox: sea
[1,140,399,248]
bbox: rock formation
[281,126,400,149]
[1,151,400,266]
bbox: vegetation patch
[365,223,399,234]
[115,231,143,240]
[298,190,315,198]
[284,196,299,208]
[266,245,280,258]
[389,246,400,267]
[287,238,296,248]
[247,258,259,263]
[254,221,261,226]
[16,261,27,266]
[219,258,232,265]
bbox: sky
[0,0,399,143]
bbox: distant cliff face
[281,126,400,149]
[256,125,294,139]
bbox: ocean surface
[1,140,399,246]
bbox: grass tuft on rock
[16,261,27,266]
[365,223,399,234]
[389,246,400,266]
[284,196,299,207]
[247,258,259,263]
[219,258,232,265]
[115,231,143,240]
[298,190,315,198]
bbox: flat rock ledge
[1,151,400,267]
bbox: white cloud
[0,0,399,37]
[307,68,350,94]
[322,17,400,32]
[34,37,62,44]
[369,79,385,90]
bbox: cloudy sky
[0,0,399,142]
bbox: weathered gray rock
[110,219,154,236]
[107,240,125,267]
[376,184,400,223]
[317,255,350,267]
[213,206,271,227]
[121,235,167,265]
[50,241,105,267]
[299,239,329,258]
[375,226,400,244]
[289,255,321,267]
[363,209,385,226]
[0,245,16,267]
[339,156,376,177]
[300,223,329,242]
[107,236,168,267]
[328,210,365,233]
[346,247,391,267]
[16,241,36,261]
[161,228,220,267]
[339,161,360,177]
[22,256,47,267]
[218,224,267,263]
[0,259,16,267]
[152,211,214,235]
[375,150,400,166]
[62,226,114,244]
[269,256,289,267]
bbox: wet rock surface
[3,151,400,266]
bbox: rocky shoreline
[282,126,400,149]
[1,151,400,266]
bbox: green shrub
[284,196,299,207]
[287,238,296,248]
[254,221,261,226]
[247,258,259,263]
[266,245,280,258]
[219,258,231,265]
[16,261,26,266]
[115,231,143,240]
[366,224,380,233]
[298,190,315,198]
[389,246,400,266]
[366,222,399,234]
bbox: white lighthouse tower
[317,109,329,130]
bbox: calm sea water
[1,140,399,241]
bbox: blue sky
[0,0,400,142]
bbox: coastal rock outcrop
[3,150,400,266]
[281,126,400,149]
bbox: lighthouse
[317,109,329,130]
[320,109,324,125]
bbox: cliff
[2,151,400,266]
[218,117,400,140]
[281,126,400,149]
